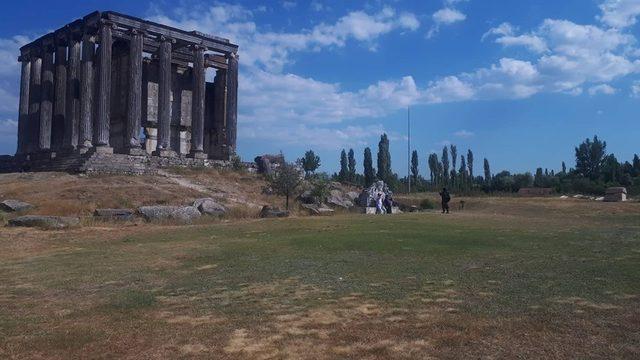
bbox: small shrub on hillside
[420,198,436,210]
[230,154,244,172]
[310,178,331,204]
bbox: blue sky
[0,0,639,176]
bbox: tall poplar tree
[467,149,474,181]
[410,150,419,185]
[376,134,392,183]
[442,146,450,186]
[338,149,348,181]
[347,148,356,182]
[483,158,491,184]
[363,147,375,186]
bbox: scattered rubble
[0,199,33,212]
[193,198,227,216]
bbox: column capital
[99,19,117,29]
[226,52,239,61]
[129,28,147,36]
[158,35,176,44]
[18,54,30,62]
[191,44,206,51]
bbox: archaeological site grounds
[0,8,639,360]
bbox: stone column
[211,69,226,159]
[78,33,95,153]
[94,21,113,153]
[189,45,206,159]
[52,42,67,151]
[28,54,42,154]
[16,54,31,156]
[126,29,144,155]
[154,36,175,157]
[38,44,55,153]
[225,52,238,159]
[63,35,81,151]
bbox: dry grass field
[0,173,639,359]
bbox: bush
[419,198,436,210]
[229,154,244,171]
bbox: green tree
[575,135,607,180]
[483,158,491,184]
[602,154,620,183]
[442,146,450,186]
[562,161,567,174]
[534,167,544,187]
[459,155,467,189]
[300,150,320,177]
[363,147,376,186]
[347,148,356,182]
[268,162,302,210]
[467,149,474,181]
[428,153,438,185]
[632,154,640,177]
[411,150,419,185]
[338,149,348,182]
[376,134,392,183]
[450,145,457,188]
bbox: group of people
[372,187,452,214]
[375,192,394,214]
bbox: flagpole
[407,106,411,193]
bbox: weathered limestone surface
[0,200,33,212]
[8,215,80,229]
[138,205,201,223]
[193,198,226,216]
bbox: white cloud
[630,81,640,97]
[453,129,475,139]
[147,4,424,148]
[428,1,467,39]
[599,0,640,28]
[588,84,617,95]
[281,1,297,10]
[433,8,466,25]
[454,130,475,138]
[242,123,393,149]
[150,4,419,71]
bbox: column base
[153,149,178,158]
[188,151,208,160]
[92,146,114,155]
[126,147,147,156]
[78,146,92,155]
[59,146,78,155]
[32,150,56,160]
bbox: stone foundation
[0,152,229,175]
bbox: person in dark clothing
[384,195,393,214]
[439,187,451,214]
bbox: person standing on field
[439,187,451,214]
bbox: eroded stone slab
[93,209,135,221]
[8,215,80,229]
[138,206,201,223]
[0,199,33,212]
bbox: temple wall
[142,62,194,155]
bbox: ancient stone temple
[1,11,239,174]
